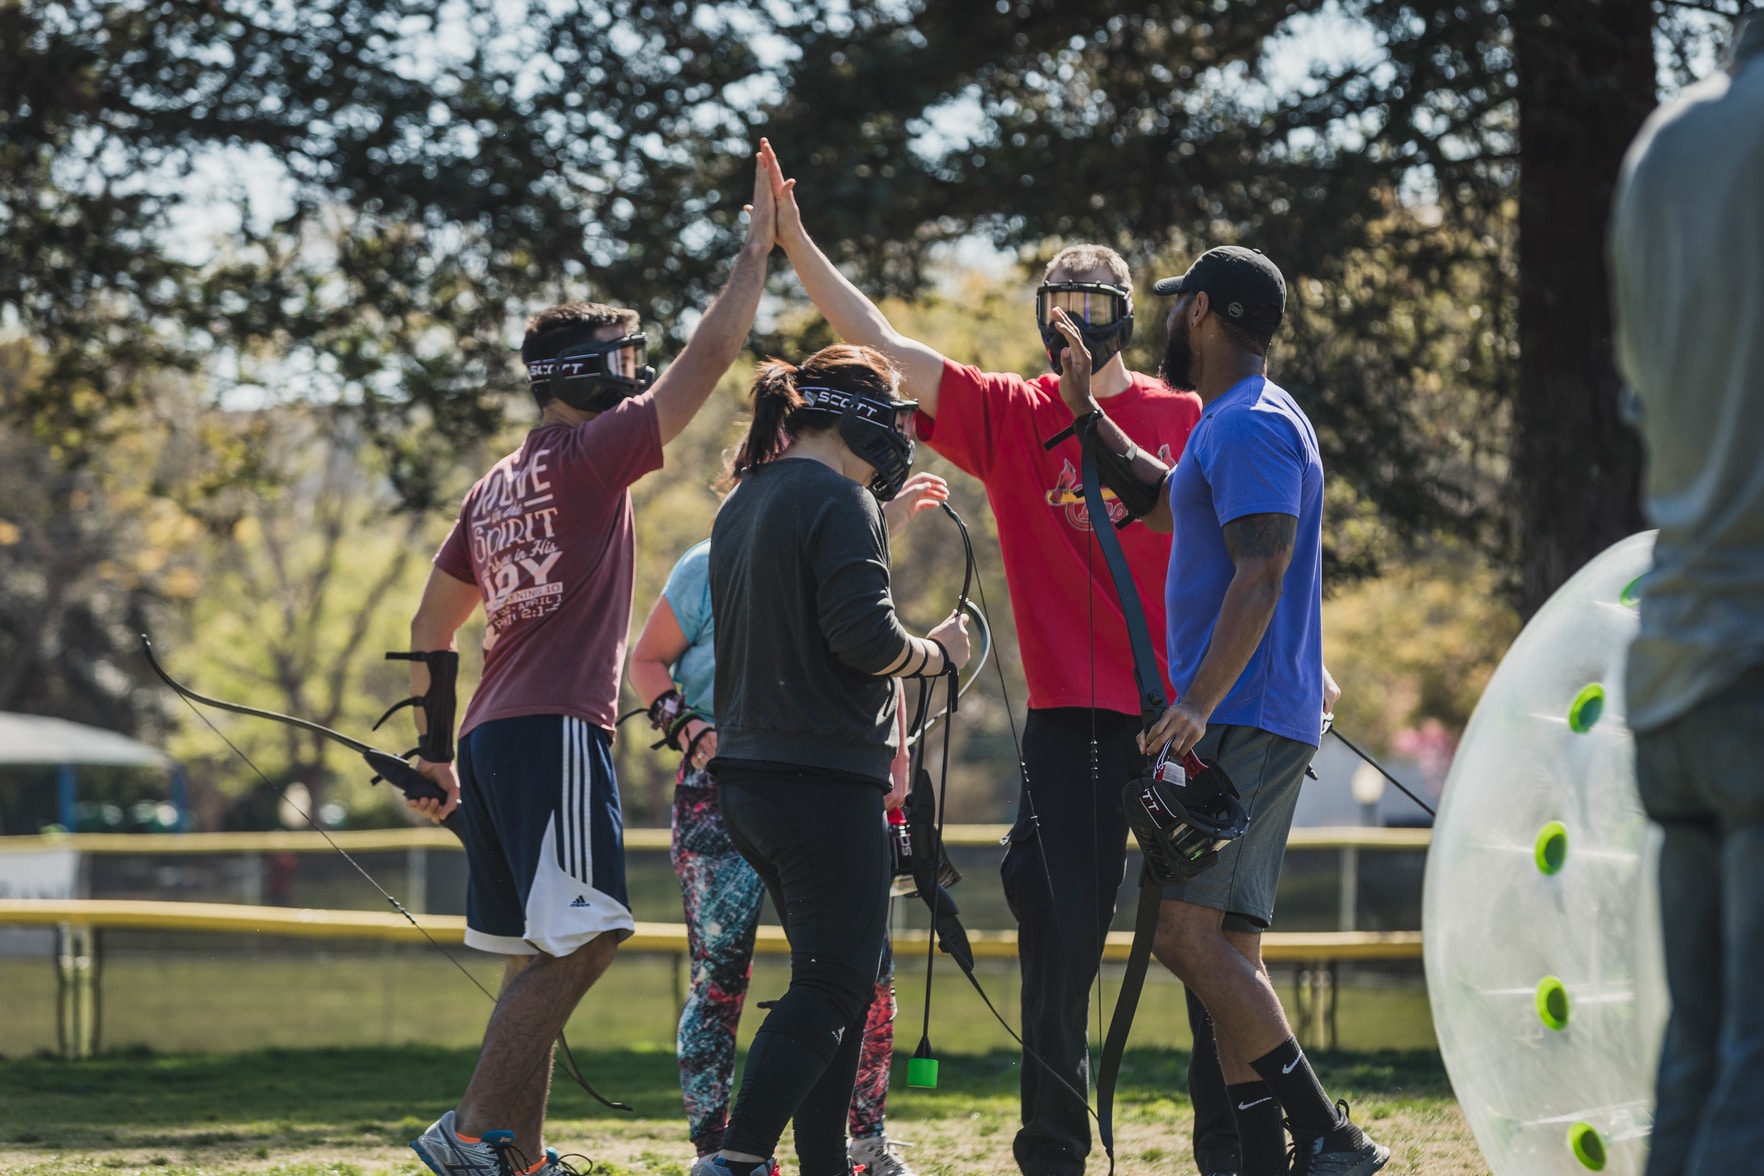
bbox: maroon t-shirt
[435,394,664,737]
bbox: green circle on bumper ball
[1535,821,1568,875]
[1569,1121,1607,1170]
[1536,975,1570,1030]
[1568,684,1605,733]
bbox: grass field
[0,935,1474,1173]
[0,1044,1484,1176]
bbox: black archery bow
[142,635,459,832]
[140,634,631,1112]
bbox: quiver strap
[377,650,460,763]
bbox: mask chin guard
[889,797,962,899]
[1125,742,1249,884]
[797,385,919,501]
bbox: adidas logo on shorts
[570,895,590,908]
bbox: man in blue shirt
[1049,246,1387,1176]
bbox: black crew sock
[1248,1037,1337,1135]
[1225,1081,1287,1176]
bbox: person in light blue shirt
[1047,245,1383,1176]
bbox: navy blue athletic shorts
[455,713,633,956]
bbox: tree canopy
[4,0,1755,773]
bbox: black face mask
[1158,316,1197,391]
[796,385,920,501]
[1036,282,1134,372]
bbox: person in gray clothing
[694,343,969,1176]
[1608,14,1764,1176]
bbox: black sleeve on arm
[1046,410,1167,523]
[809,489,914,675]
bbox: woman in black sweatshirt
[696,345,970,1176]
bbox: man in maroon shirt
[399,143,782,1176]
[768,156,1240,1176]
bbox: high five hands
[1049,307,1101,418]
[743,139,784,253]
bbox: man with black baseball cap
[1046,243,1384,1176]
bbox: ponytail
[723,345,903,486]
[727,359,804,483]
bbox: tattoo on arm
[1223,513,1296,565]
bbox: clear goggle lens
[600,334,646,380]
[1039,285,1125,327]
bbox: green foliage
[1323,544,1521,753]
[166,411,471,826]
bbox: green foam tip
[1569,1121,1607,1170]
[906,1056,940,1088]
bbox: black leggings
[717,769,889,1175]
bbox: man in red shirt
[399,143,782,1176]
[770,160,1235,1176]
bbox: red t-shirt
[435,394,664,737]
[920,360,1202,714]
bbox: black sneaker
[1287,1101,1389,1176]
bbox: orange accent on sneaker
[521,1159,546,1174]
[454,1130,482,1144]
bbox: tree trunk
[1512,0,1656,615]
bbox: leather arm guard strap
[1044,410,1168,526]
[376,650,460,763]
[646,688,694,752]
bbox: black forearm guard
[1045,410,1168,525]
[376,650,461,763]
[646,688,694,752]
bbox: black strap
[1077,441,1168,1166]
[1078,444,1167,726]
[1098,868,1163,1147]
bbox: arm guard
[645,688,695,752]
[376,650,460,763]
[1043,410,1168,526]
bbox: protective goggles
[525,333,651,389]
[798,385,918,437]
[1036,282,1131,329]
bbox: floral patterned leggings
[672,771,896,1155]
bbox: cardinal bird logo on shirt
[1046,445,1171,532]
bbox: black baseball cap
[1152,246,1286,339]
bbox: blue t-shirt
[1163,376,1324,746]
[663,539,717,723]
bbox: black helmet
[1126,743,1249,884]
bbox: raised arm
[650,140,780,445]
[771,154,949,414]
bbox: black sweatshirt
[709,458,907,785]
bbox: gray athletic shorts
[1161,723,1315,931]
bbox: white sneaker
[850,1134,918,1176]
[689,1156,777,1176]
[410,1110,513,1176]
